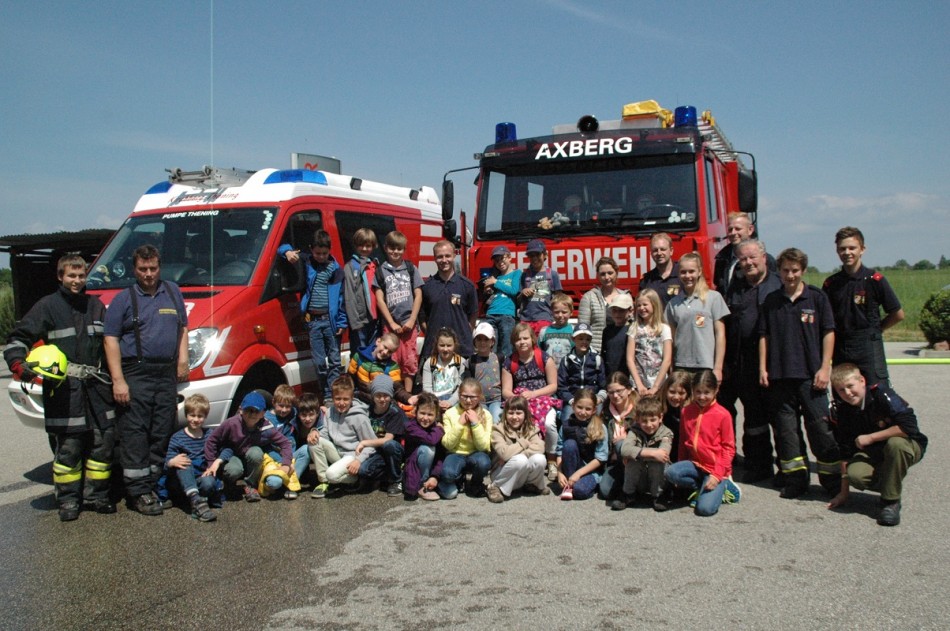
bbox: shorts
[386,323,419,378]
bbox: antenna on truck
[167,166,256,188]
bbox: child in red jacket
[664,370,740,516]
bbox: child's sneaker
[384,481,403,497]
[191,496,217,522]
[653,489,673,512]
[687,491,698,508]
[310,483,329,499]
[723,479,742,504]
[486,484,504,504]
[546,462,559,481]
[243,487,262,502]
[284,490,298,500]
[560,486,574,501]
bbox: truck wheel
[228,363,285,416]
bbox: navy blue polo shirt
[757,284,834,380]
[637,262,684,307]
[822,265,901,333]
[420,271,478,358]
[104,281,188,360]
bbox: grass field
[805,268,950,343]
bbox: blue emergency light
[495,122,517,144]
[674,106,697,128]
[263,169,328,185]
[145,181,173,195]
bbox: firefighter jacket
[830,384,928,461]
[3,286,113,433]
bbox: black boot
[59,502,80,522]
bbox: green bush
[0,286,14,343]
[919,289,950,347]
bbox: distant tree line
[881,255,949,271]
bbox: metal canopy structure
[0,229,115,319]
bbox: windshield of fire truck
[85,207,276,289]
[476,154,698,239]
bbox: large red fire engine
[441,100,758,303]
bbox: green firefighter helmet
[25,345,68,384]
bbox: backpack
[508,347,544,375]
[374,260,418,295]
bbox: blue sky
[1,1,947,272]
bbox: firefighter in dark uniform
[3,254,116,521]
[823,226,903,386]
[828,363,927,526]
[637,233,683,307]
[758,248,841,499]
[723,239,782,483]
[104,244,189,516]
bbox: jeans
[665,460,726,516]
[486,400,503,424]
[559,439,600,500]
[415,445,435,482]
[485,314,516,358]
[438,452,491,499]
[349,324,378,354]
[293,444,311,481]
[173,466,218,499]
[359,439,405,481]
[308,318,342,400]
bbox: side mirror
[738,169,757,215]
[443,219,458,243]
[261,257,306,303]
[442,180,454,221]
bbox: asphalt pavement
[0,344,947,630]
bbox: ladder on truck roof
[697,113,746,169]
[167,166,256,189]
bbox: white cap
[473,322,496,340]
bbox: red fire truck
[441,100,758,303]
[9,165,442,428]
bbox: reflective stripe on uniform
[46,416,87,429]
[105,409,116,420]
[2,340,29,353]
[53,461,82,484]
[124,466,151,480]
[88,324,104,334]
[816,460,841,476]
[47,327,77,340]
[779,457,807,474]
[84,459,112,480]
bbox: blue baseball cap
[526,239,546,254]
[240,391,266,411]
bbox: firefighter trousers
[117,361,178,498]
[52,425,115,506]
[768,378,841,491]
[737,371,775,476]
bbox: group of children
[163,223,925,526]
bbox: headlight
[188,328,220,369]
